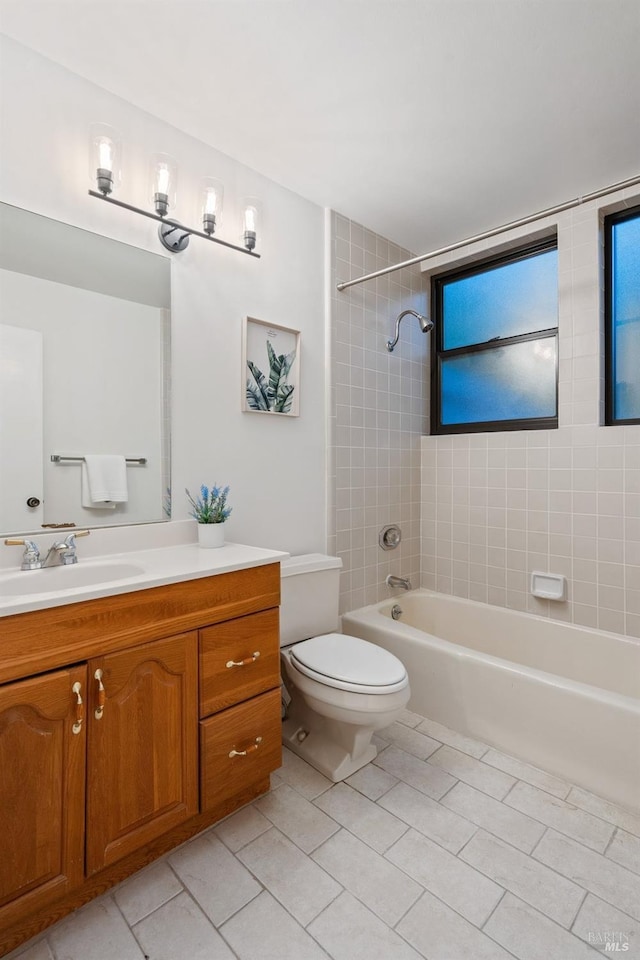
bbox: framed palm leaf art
[242,316,300,417]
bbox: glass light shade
[149,154,177,216]
[200,177,224,235]
[240,197,261,251]
[89,123,122,195]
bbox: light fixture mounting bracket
[158,219,190,253]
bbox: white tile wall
[421,186,640,637]
[328,212,429,613]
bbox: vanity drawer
[199,608,280,716]
[199,688,282,812]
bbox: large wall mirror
[0,202,171,536]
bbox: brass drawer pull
[229,736,262,758]
[72,681,84,734]
[226,651,261,669]
[94,669,106,720]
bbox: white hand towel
[82,455,128,507]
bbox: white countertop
[0,542,288,617]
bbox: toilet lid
[290,633,407,688]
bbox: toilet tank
[280,554,343,647]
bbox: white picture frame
[242,316,300,417]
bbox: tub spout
[386,574,412,590]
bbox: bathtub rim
[341,588,640,713]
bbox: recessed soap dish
[530,571,566,601]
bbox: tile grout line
[348,771,401,803]
[434,775,461,804]
[306,748,622,891]
[476,891,525,960]
[499,891,620,956]
[422,752,517,804]
[110,891,149,957]
[455,829,593,931]
[255,782,505,952]
[429,755,624,853]
[516,777,637,831]
[379,822,412,855]
[568,886,591,934]
[477,752,572,801]
[499,778,521,805]
[527,827,640,924]
[217,829,341,958]
[564,795,640,840]
[501,788,618,851]
[118,857,186,927]
[389,871,521,957]
[125,878,241,960]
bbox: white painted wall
[0,36,327,554]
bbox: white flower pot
[197,522,225,548]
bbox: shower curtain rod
[335,173,640,292]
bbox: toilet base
[282,699,379,782]
[279,644,410,782]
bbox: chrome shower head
[387,309,433,352]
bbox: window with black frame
[605,205,640,425]
[431,239,559,434]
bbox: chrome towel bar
[50,455,147,465]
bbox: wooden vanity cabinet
[0,562,282,956]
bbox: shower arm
[386,309,432,352]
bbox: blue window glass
[443,248,558,349]
[607,208,640,424]
[440,337,557,425]
[432,239,558,434]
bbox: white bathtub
[342,590,640,813]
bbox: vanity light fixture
[88,125,261,259]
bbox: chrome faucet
[386,574,412,591]
[4,530,90,570]
[43,531,90,566]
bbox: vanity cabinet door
[85,632,198,875]
[0,665,86,931]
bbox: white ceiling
[1,0,639,254]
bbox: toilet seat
[289,633,408,695]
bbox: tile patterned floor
[7,711,640,960]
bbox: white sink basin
[0,561,146,599]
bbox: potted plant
[186,484,232,548]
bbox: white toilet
[280,554,410,781]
